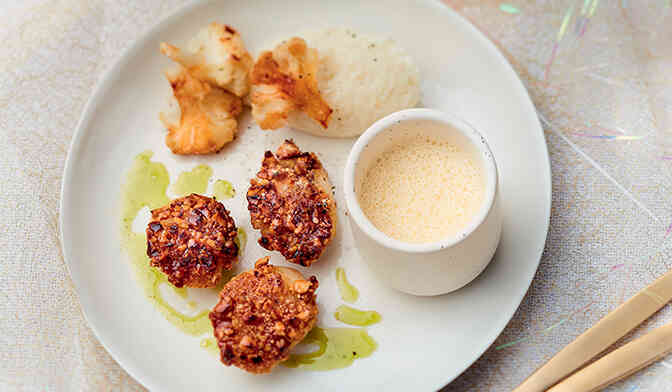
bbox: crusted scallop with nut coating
[247,140,336,266]
[146,194,238,288]
[209,256,319,373]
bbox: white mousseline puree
[358,135,485,244]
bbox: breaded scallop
[247,140,336,266]
[209,256,319,373]
[146,194,238,288]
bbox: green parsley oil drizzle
[334,305,381,326]
[171,164,212,196]
[285,267,380,370]
[120,151,212,336]
[200,337,220,356]
[234,227,247,255]
[335,267,359,303]
[213,179,235,200]
[283,327,377,370]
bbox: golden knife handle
[513,269,672,392]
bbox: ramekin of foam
[344,108,502,296]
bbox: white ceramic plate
[60,0,551,390]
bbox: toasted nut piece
[293,279,312,294]
[239,336,253,348]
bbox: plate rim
[424,2,551,388]
[59,0,551,390]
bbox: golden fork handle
[548,323,672,392]
[513,269,672,392]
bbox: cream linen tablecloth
[1,0,671,390]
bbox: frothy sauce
[358,136,485,243]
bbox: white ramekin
[344,108,502,296]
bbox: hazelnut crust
[247,140,336,266]
[209,257,319,373]
[146,194,238,288]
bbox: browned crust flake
[249,37,332,130]
[159,22,253,98]
[209,257,319,373]
[161,69,243,155]
[146,194,238,288]
[247,140,336,266]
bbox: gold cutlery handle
[548,323,672,392]
[513,269,672,392]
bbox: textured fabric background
[1,0,670,390]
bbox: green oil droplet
[335,267,359,303]
[284,327,327,367]
[283,327,377,370]
[334,305,381,326]
[120,151,211,336]
[200,337,220,356]
[120,151,170,226]
[234,227,247,254]
[213,179,235,199]
[174,287,188,299]
[171,164,213,196]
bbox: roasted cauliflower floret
[247,140,337,266]
[250,37,332,130]
[160,22,253,97]
[160,68,242,155]
[146,194,238,288]
[209,256,319,373]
